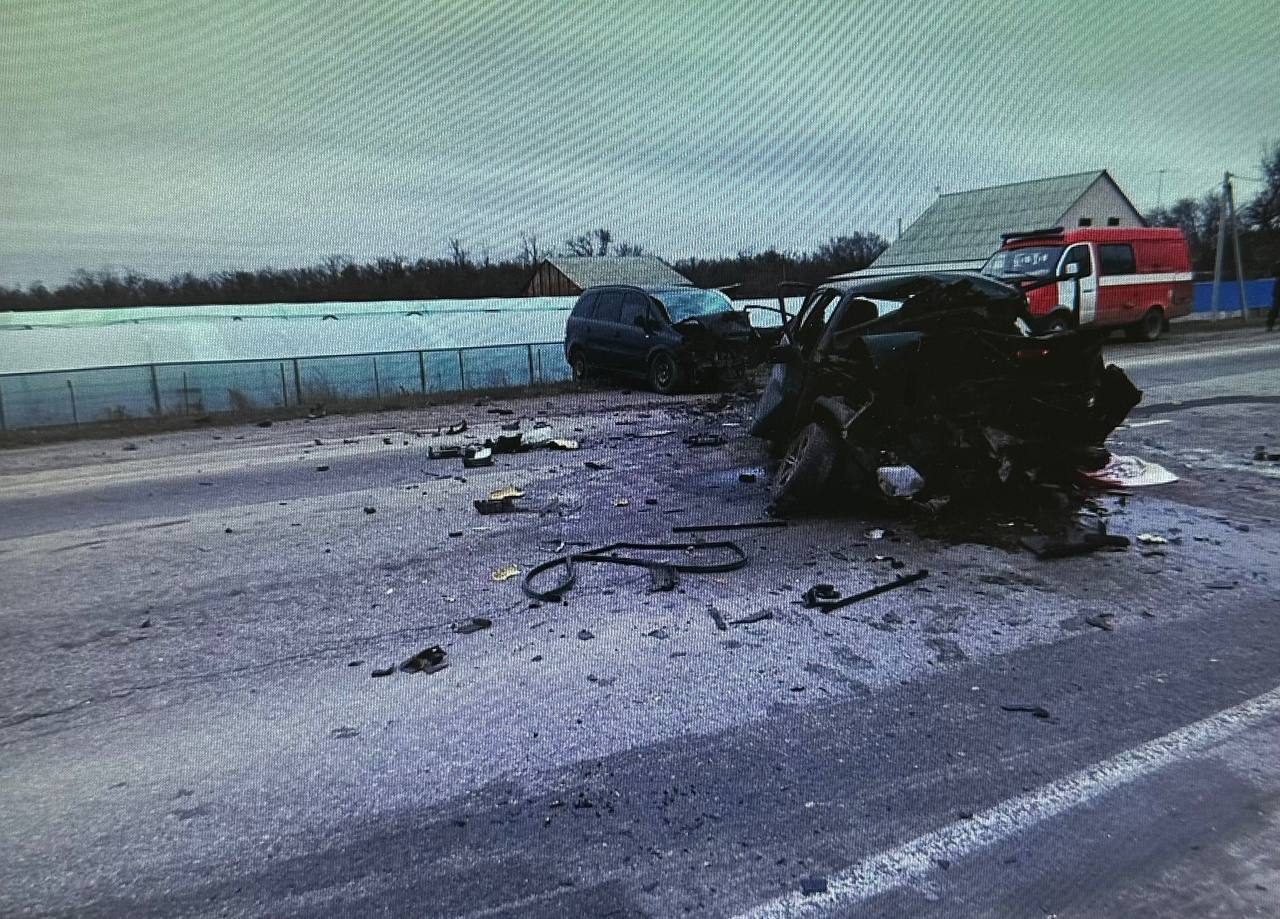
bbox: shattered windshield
[982,245,1064,279]
[655,288,735,322]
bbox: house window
[1078,217,1093,227]
[1107,217,1121,226]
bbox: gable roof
[872,170,1139,268]
[543,256,691,289]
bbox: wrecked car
[565,284,778,394]
[750,272,1141,513]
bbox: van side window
[594,291,624,323]
[1062,244,1092,277]
[1099,244,1137,275]
[619,292,649,327]
[571,292,599,318]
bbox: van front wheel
[1126,308,1164,342]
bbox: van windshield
[982,245,1064,279]
[654,288,735,322]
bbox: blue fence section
[0,343,571,431]
[1191,279,1273,313]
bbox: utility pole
[1210,172,1251,323]
[1225,175,1250,321]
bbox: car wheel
[648,352,685,394]
[1126,308,1164,342]
[770,422,838,514]
[569,349,590,383]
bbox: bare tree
[519,232,541,266]
[563,233,596,256]
[595,228,612,256]
[447,238,470,267]
[613,242,645,256]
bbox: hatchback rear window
[594,291,624,323]
[571,292,599,318]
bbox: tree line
[1144,141,1280,275]
[0,231,889,311]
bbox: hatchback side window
[620,292,649,329]
[572,291,599,318]
[1098,244,1136,275]
[594,291,623,323]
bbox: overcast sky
[3,0,1278,286]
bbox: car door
[613,291,653,373]
[751,287,843,439]
[587,290,624,365]
[1056,243,1098,325]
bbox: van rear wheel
[1126,308,1164,342]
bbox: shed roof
[872,171,1137,268]
[543,256,691,289]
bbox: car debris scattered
[1000,703,1052,719]
[671,520,787,534]
[1021,525,1129,559]
[452,617,492,634]
[462,446,494,468]
[803,570,929,611]
[729,610,774,625]
[474,486,527,515]
[398,646,448,674]
[1136,533,1169,545]
[1084,613,1115,631]
[1085,454,1179,488]
[370,665,396,678]
[684,433,726,448]
[708,606,729,631]
[492,564,521,581]
[521,540,749,602]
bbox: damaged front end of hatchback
[751,272,1142,515]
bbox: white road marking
[1115,339,1280,371]
[732,684,1280,919]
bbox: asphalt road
[1,328,1278,918]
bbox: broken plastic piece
[492,564,520,581]
[522,427,553,448]
[708,607,728,631]
[1022,529,1129,559]
[473,497,523,515]
[549,438,580,450]
[462,446,494,468]
[428,444,463,460]
[488,486,525,501]
[684,433,726,448]
[1001,703,1051,719]
[398,646,447,674]
[613,497,630,507]
[1085,454,1178,488]
[1136,533,1168,545]
[490,432,524,454]
[452,617,492,634]
[877,464,926,498]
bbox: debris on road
[315,465,330,472]
[550,438,580,450]
[362,506,377,514]
[803,570,929,611]
[577,629,595,641]
[636,429,674,438]
[646,565,679,593]
[398,646,448,674]
[1084,613,1115,631]
[1022,525,1129,559]
[370,665,396,678]
[671,520,787,534]
[522,540,749,602]
[1085,454,1179,488]
[450,622,488,637]
[429,444,464,460]
[584,460,612,470]
[708,606,728,631]
[800,876,829,896]
[1000,703,1052,719]
[462,445,494,468]
[729,610,774,625]
[492,564,521,581]
[1136,533,1169,545]
[613,497,630,507]
[684,432,726,448]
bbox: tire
[1126,308,1164,342]
[568,348,590,384]
[770,422,839,513]
[648,351,685,394]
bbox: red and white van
[981,227,1194,340]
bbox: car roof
[580,283,700,294]
[819,271,1021,300]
